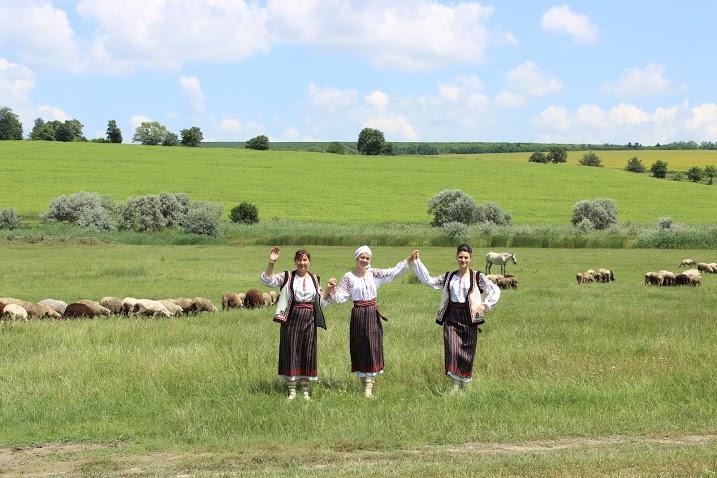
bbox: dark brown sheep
[63,303,96,318]
[244,289,264,309]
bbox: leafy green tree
[180,126,203,147]
[0,107,23,140]
[571,199,618,230]
[106,120,122,143]
[528,151,548,163]
[29,118,56,140]
[230,202,259,224]
[357,127,385,155]
[704,165,717,185]
[246,134,269,150]
[650,160,668,178]
[133,121,169,145]
[547,146,567,163]
[578,151,602,167]
[326,141,346,154]
[162,132,179,146]
[54,121,76,142]
[686,166,703,182]
[625,156,645,173]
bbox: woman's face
[295,254,310,273]
[456,251,471,268]
[356,253,371,269]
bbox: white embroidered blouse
[330,260,409,304]
[413,259,500,309]
[260,272,328,305]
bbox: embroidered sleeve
[412,259,444,290]
[373,259,408,287]
[259,272,286,288]
[329,274,352,304]
[478,273,500,309]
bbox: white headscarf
[354,245,372,260]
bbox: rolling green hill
[1,141,715,224]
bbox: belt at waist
[293,302,315,309]
[353,299,377,308]
[448,301,468,309]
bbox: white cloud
[531,101,701,144]
[494,90,526,108]
[438,75,485,104]
[308,82,357,108]
[439,84,461,101]
[364,90,390,109]
[130,115,152,129]
[76,0,272,72]
[0,1,82,70]
[280,126,301,141]
[179,75,205,114]
[603,64,685,97]
[268,0,500,70]
[218,117,243,134]
[364,114,418,140]
[506,61,562,96]
[540,5,598,44]
[215,116,265,141]
[37,105,68,121]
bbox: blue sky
[1,0,716,144]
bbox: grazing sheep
[222,292,244,310]
[682,269,702,280]
[645,272,664,286]
[169,298,194,314]
[496,277,518,289]
[78,300,111,316]
[577,272,595,284]
[658,270,677,286]
[159,300,183,316]
[244,289,264,309]
[192,297,217,314]
[38,299,67,315]
[63,302,96,318]
[262,292,272,307]
[697,263,710,273]
[598,268,615,283]
[100,297,124,315]
[25,303,62,319]
[486,274,504,283]
[0,297,35,310]
[269,290,278,304]
[121,297,139,316]
[702,263,717,273]
[676,273,702,286]
[2,303,28,320]
[679,259,696,268]
[134,299,172,318]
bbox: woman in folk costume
[412,244,500,394]
[261,246,331,401]
[326,245,414,398]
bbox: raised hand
[269,245,281,263]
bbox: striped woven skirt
[443,302,479,382]
[349,301,384,376]
[278,303,318,381]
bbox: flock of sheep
[644,259,716,287]
[576,268,616,284]
[0,288,282,321]
[485,274,518,289]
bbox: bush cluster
[230,202,259,224]
[571,199,618,230]
[427,189,511,227]
[578,151,602,167]
[41,192,222,236]
[42,192,115,231]
[625,156,645,173]
[0,208,22,230]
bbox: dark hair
[294,249,311,261]
[456,244,473,256]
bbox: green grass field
[1,243,716,475]
[2,141,716,225]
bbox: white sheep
[2,303,28,320]
[135,299,172,318]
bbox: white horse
[486,252,517,275]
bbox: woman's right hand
[269,245,280,263]
[326,277,337,291]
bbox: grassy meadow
[1,243,716,474]
[2,141,717,225]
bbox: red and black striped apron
[443,301,478,380]
[349,299,384,374]
[278,302,317,379]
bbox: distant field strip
[2,142,716,224]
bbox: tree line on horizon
[3,105,717,154]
